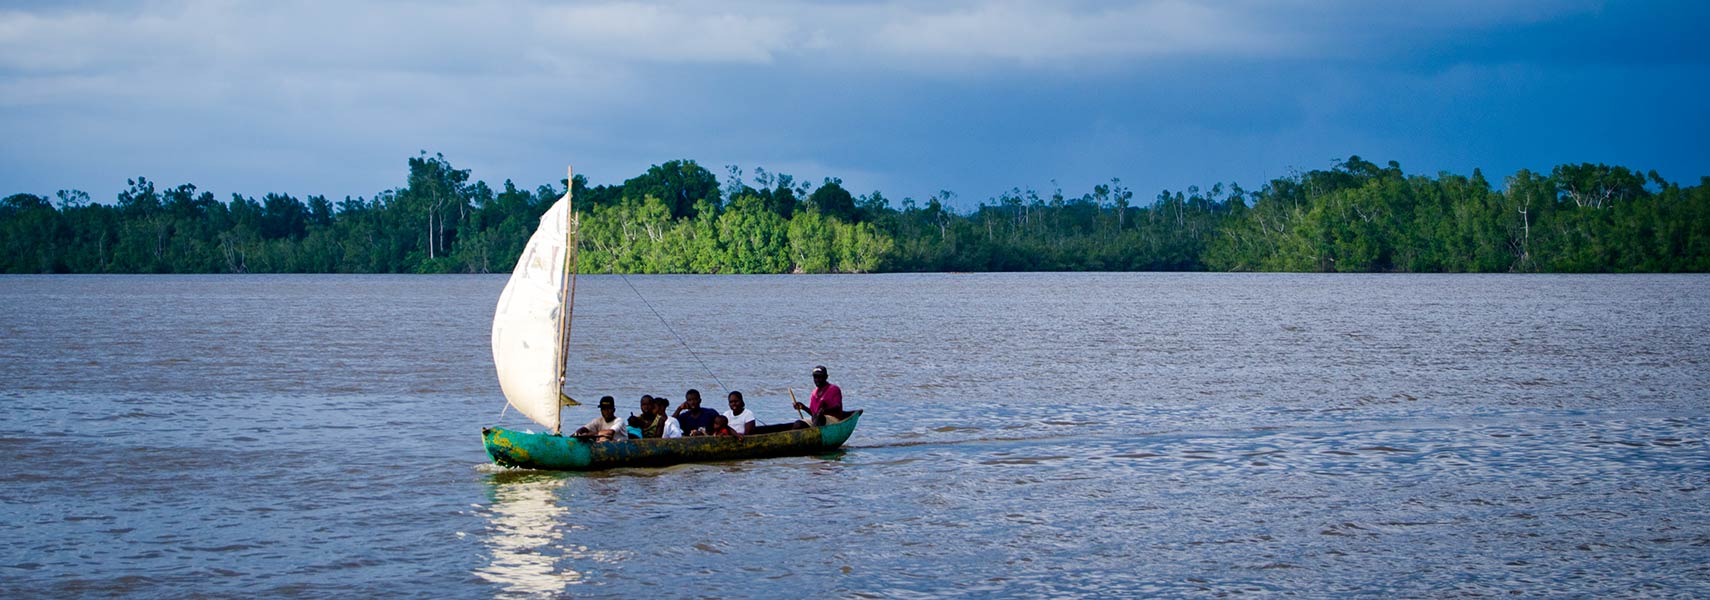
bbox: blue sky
[1,0,1705,209]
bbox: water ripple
[1,273,1708,597]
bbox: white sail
[492,192,574,431]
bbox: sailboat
[481,166,861,471]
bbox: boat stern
[819,410,863,449]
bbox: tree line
[2,154,1706,274]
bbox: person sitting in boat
[708,415,739,437]
[573,396,628,441]
[674,389,719,436]
[732,390,808,435]
[626,395,655,438]
[793,365,849,426]
[639,396,669,438]
[722,391,759,435]
[653,397,684,438]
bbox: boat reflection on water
[473,470,583,597]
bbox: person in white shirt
[655,397,684,439]
[722,391,758,435]
[573,396,627,441]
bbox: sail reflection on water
[473,472,582,597]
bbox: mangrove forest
[2,154,1706,274]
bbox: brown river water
[1,273,1707,597]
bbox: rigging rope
[586,235,730,395]
[615,270,729,396]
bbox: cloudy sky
[2,0,1705,208]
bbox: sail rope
[614,270,729,395]
[587,236,730,395]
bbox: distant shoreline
[4,155,1706,275]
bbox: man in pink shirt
[793,365,848,426]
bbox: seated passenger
[722,391,758,435]
[642,396,670,441]
[626,395,654,438]
[673,389,719,436]
[708,415,738,437]
[654,397,684,438]
[573,396,628,441]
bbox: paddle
[788,388,806,421]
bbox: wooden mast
[553,165,580,431]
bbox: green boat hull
[482,410,863,471]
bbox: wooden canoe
[482,410,863,471]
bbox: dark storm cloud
[0,1,1703,207]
